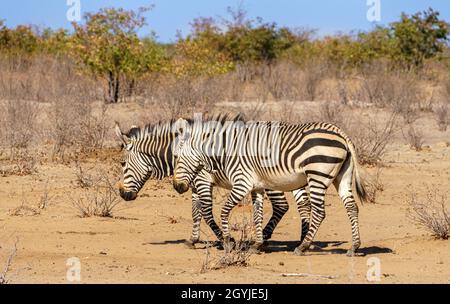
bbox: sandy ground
[0,102,449,284]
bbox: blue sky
[1,0,449,42]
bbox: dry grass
[408,190,449,240]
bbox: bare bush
[70,177,121,218]
[74,162,97,189]
[0,150,37,176]
[434,104,449,131]
[261,61,302,101]
[405,125,425,151]
[201,215,253,272]
[359,67,423,125]
[301,62,325,101]
[153,76,221,119]
[9,189,41,217]
[317,101,347,127]
[49,97,109,162]
[359,66,397,106]
[0,99,39,160]
[349,111,400,165]
[365,166,384,204]
[408,191,449,240]
[38,180,54,210]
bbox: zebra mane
[126,113,246,140]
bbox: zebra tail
[347,140,368,204]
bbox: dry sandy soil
[0,101,449,284]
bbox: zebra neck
[138,120,178,178]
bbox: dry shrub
[359,66,424,124]
[434,104,449,131]
[261,61,303,101]
[348,111,400,165]
[365,166,384,204]
[74,162,97,188]
[201,215,253,273]
[317,101,347,127]
[359,65,397,106]
[226,73,246,102]
[49,98,109,162]
[301,62,326,101]
[0,150,37,176]
[70,176,121,218]
[408,190,449,240]
[405,125,425,151]
[0,98,38,160]
[153,76,223,119]
[9,190,41,217]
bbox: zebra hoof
[293,242,311,255]
[346,248,365,257]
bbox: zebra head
[172,118,216,194]
[115,123,156,201]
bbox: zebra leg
[294,184,327,255]
[195,180,223,242]
[251,190,265,250]
[185,190,202,248]
[262,190,289,241]
[221,185,251,250]
[334,158,362,257]
[293,188,311,244]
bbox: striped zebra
[114,119,311,247]
[173,114,367,256]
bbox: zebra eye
[120,161,126,167]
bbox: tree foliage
[71,7,164,103]
[390,8,449,69]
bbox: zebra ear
[115,122,131,146]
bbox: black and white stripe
[115,119,311,246]
[173,115,367,256]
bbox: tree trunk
[107,71,120,103]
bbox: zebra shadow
[143,239,188,246]
[264,240,393,256]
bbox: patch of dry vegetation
[201,216,253,273]
[408,190,449,240]
[70,176,121,218]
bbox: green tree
[71,7,159,103]
[390,8,449,69]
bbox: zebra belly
[257,172,308,192]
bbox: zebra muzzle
[119,189,138,201]
[173,180,189,194]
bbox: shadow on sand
[144,238,393,256]
[265,240,393,256]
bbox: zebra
[114,118,312,247]
[172,114,367,256]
